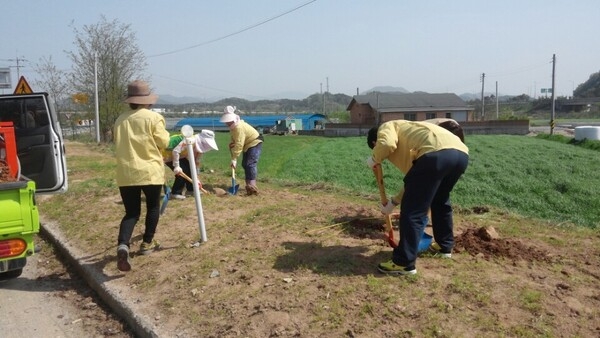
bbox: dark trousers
[165,158,193,194]
[242,143,262,181]
[392,149,469,268]
[117,184,162,247]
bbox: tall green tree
[574,71,600,98]
[66,16,147,142]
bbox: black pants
[165,158,193,194]
[117,184,162,247]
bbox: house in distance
[347,92,475,125]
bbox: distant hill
[460,92,521,102]
[157,91,310,105]
[157,94,219,105]
[361,86,409,94]
[157,85,411,106]
[459,93,480,101]
[155,92,353,114]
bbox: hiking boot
[377,260,417,275]
[426,242,452,258]
[246,185,259,196]
[140,240,161,255]
[171,194,186,200]
[117,244,131,272]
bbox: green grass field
[202,132,600,228]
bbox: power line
[486,61,549,78]
[152,73,272,100]
[148,0,317,58]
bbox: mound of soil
[343,216,553,263]
[0,160,17,183]
[455,226,553,262]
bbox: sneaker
[117,244,131,272]
[377,260,417,275]
[171,194,186,200]
[140,239,161,255]
[427,242,452,258]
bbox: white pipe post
[94,53,100,143]
[181,125,207,243]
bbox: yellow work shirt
[229,120,262,159]
[372,120,469,174]
[114,108,170,186]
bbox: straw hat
[124,80,158,104]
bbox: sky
[1,0,599,101]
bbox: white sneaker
[171,194,186,200]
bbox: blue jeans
[242,143,262,180]
[392,149,469,268]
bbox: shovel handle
[373,164,398,248]
[177,172,209,194]
[373,164,388,205]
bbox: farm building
[347,92,475,125]
[173,113,327,133]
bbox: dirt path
[0,235,132,337]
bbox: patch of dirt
[38,141,600,337]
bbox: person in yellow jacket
[114,80,170,272]
[219,106,263,195]
[366,120,469,275]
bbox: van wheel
[0,268,23,281]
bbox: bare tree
[66,15,147,142]
[32,56,69,114]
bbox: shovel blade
[227,184,239,195]
[160,185,171,215]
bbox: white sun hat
[195,130,219,152]
[219,105,238,123]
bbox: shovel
[228,167,239,195]
[373,164,398,248]
[177,171,209,194]
[160,184,171,215]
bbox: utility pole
[1,56,27,79]
[550,54,556,135]
[480,73,485,121]
[375,92,380,125]
[94,53,100,143]
[495,81,499,119]
[320,82,324,115]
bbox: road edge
[39,216,160,338]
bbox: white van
[0,92,68,279]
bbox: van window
[0,94,67,193]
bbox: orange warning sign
[14,76,33,94]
